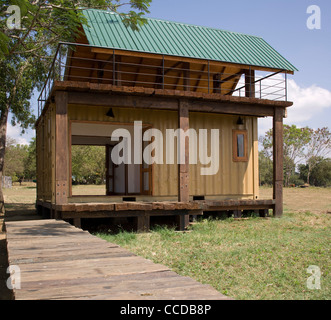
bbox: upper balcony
[37,9,297,117]
[37,42,293,117]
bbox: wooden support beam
[55,91,69,217]
[91,47,295,75]
[193,64,206,92]
[222,70,243,84]
[213,67,226,94]
[67,91,287,117]
[73,218,81,229]
[273,107,284,217]
[133,57,144,86]
[233,210,243,219]
[259,209,269,217]
[177,215,190,231]
[164,61,182,75]
[213,74,222,94]
[174,63,185,90]
[137,214,150,233]
[155,59,164,89]
[178,100,190,231]
[245,68,255,98]
[178,100,189,203]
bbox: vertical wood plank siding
[66,105,257,199]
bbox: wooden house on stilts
[36,9,297,231]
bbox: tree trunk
[0,106,9,214]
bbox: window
[233,130,248,162]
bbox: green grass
[96,212,330,300]
[3,184,330,299]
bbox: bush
[289,173,304,187]
[299,159,331,187]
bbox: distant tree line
[259,125,331,187]
[5,125,331,188]
[4,137,35,182]
[71,145,106,185]
[4,140,106,185]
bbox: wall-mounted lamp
[106,108,115,118]
[236,116,244,125]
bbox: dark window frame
[232,129,248,162]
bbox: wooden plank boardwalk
[5,219,230,300]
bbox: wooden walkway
[5,219,230,300]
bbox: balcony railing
[37,42,288,116]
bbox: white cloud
[6,124,34,146]
[286,80,331,124]
[258,79,331,138]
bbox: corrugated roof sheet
[82,9,297,72]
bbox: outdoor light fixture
[236,116,244,125]
[106,108,115,118]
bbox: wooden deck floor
[5,219,230,300]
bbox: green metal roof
[82,9,297,72]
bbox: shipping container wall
[68,105,258,199]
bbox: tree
[261,125,311,187]
[0,0,151,212]
[4,137,28,181]
[304,127,331,184]
[299,158,331,187]
[24,137,36,180]
[71,145,106,184]
[258,151,273,186]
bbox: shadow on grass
[4,203,40,222]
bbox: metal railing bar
[61,64,241,87]
[260,90,285,98]
[64,56,247,78]
[38,43,288,115]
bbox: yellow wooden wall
[189,113,258,199]
[68,105,259,199]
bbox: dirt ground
[0,184,330,300]
[259,186,331,214]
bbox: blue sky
[147,0,331,88]
[144,0,331,136]
[9,0,331,144]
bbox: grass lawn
[3,184,331,300]
[96,187,331,300]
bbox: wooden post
[55,91,69,219]
[233,210,242,219]
[178,100,189,202]
[73,218,81,229]
[178,213,189,231]
[273,107,284,217]
[137,213,150,233]
[213,74,222,94]
[178,100,190,230]
[245,68,255,98]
